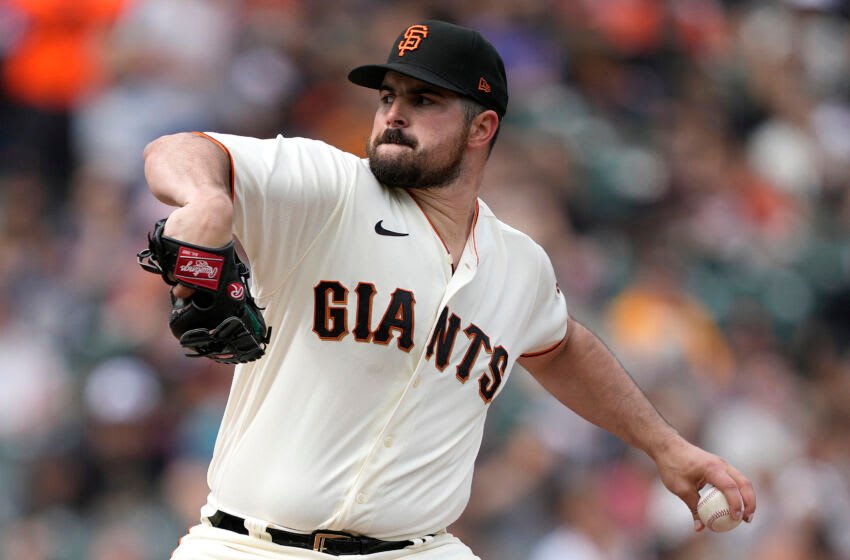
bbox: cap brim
[348,63,467,98]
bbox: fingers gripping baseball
[710,464,756,524]
[655,440,756,532]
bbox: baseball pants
[170,524,481,560]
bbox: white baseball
[697,484,742,532]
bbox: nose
[385,100,408,128]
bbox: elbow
[143,137,168,203]
[142,137,161,161]
[143,132,197,170]
[144,133,185,161]
[142,136,182,206]
[143,132,228,206]
[143,133,189,201]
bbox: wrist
[165,194,234,247]
[641,426,687,462]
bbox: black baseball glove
[137,218,271,364]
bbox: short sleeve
[201,132,360,298]
[518,244,569,357]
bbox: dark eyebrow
[410,87,443,97]
[379,84,444,97]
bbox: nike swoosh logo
[374,220,409,237]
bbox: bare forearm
[144,132,233,246]
[523,320,681,459]
[523,319,756,528]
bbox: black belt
[207,510,416,556]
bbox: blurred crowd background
[1,0,849,559]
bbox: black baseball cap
[348,20,508,118]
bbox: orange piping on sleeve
[520,319,572,358]
[192,131,235,201]
[520,338,563,358]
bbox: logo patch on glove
[228,282,245,300]
[175,247,223,290]
[138,217,272,364]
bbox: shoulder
[282,136,362,161]
[287,138,374,180]
[205,132,364,165]
[477,200,550,265]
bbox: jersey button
[356,493,366,504]
[384,437,394,448]
[412,377,420,388]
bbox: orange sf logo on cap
[398,24,429,57]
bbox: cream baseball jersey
[198,132,568,541]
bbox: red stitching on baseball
[699,487,737,530]
[707,508,731,529]
[699,487,720,505]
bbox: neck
[406,179,480,266]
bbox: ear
[467,110,500,149]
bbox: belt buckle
[312,531,349,553]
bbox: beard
[366,127,468,190]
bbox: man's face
[366,72,471,190]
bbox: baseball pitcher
[139,20,756,559]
